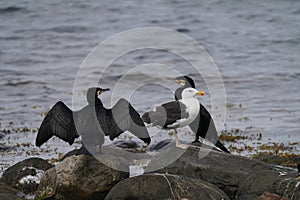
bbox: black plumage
[36,87,151,154]
[174,76,195,100]
[174,76,230,153]
[142,101,189,129]
[143,88,205,149]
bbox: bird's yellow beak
[195,91,205,96]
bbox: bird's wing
[142,101,189,129]
[109,98,151,144]
[199,104,212,120]
[35,101,79,147]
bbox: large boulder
[35,154,129,200]
[149,146,299,199]
[105,173,229,200]
[60,145,151,163]
[0,182,25,200]
[0,157,53,195]
[236,169,300,199]
[256,192,289,200]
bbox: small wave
[4,80,46,87]
[291,9,300,15]
[267,37,300,45]
[47,25,88,33]
[107,8,121,12]
[175,28,191,33]
[0,36,23,40]
[0,6,24,14]
[291,73,300,79]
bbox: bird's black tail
[215,140,230,154]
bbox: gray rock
[149,145,299,199]
[61,145,151,166]
[113,140,140,149]
[0,157,53,195]
[59,148,79,161]
[256,192,289,200]
[105,173,229,200]
[0,182,25,200]
[236,170,286,200]
[148,139,172,151]
[35,154,129,200]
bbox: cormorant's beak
[97,88,110,96]
[195,91,205,96]
[175,79,185,86]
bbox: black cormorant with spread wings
[174,76,230,153]
[142,88,205,149]
[35,87,151,154]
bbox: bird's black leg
[192,139,200,143]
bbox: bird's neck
[182,82,195,89]
[95,98,103,106]
[88,97,103,106]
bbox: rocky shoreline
[0,140,299,200]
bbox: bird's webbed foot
[176,143,189,149]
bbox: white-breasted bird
[142,88,205,149]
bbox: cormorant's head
[174,76,195,88]
[87,87,110,104]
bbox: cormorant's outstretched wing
[35,101,79,147]
[109,98,151,144]
[142,101,189,129]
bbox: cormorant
[142,88,205,149]
[36,87,151,154]
[174,76,230,153]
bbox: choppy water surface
[0,0,300,172]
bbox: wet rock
[0,145,10,151]
[0,157,53,195]
[236,170,290,199]
[256,192,289,200]
[253,152,300,168]
[61,145,151,165]
[273,175,300,199]
[105,173,229,200]
[59,148,79,161]
[149,145,299,199]
[113,140,140,149]
[0,132,5,139]
[0,182,25,200]
[36,154,129,200]
[148,139,172,151]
